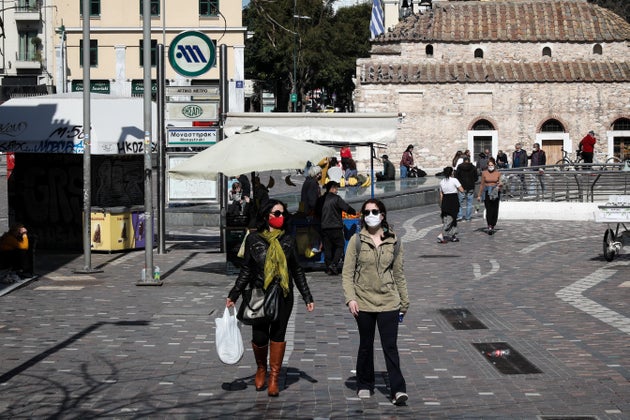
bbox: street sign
[168,31,216,77]
[165,85,220,99]
[166,102,218,121]
[167,128,217,146]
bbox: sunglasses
[362,209,381,216]
[269,210,284,217]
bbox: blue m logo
[176,45,207,63]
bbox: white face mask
[488,166,496,172]
[364,213,382,227]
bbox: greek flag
[370,0,385,39]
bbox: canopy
[224,112,399,144]
[0,93,157,154]
[168,126,335,181]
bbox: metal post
[156,44,166,254]
[292,0,297,112]
[77,0,94,274]
[137,0,161,285]
[219,44,229,254]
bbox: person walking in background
[376,154,395,181]
[437,167,464,243]
[399,145,414,178]
[477,158,502,235]
[529,143,546,167]
[226,199,315,397]
[456,157,478,221]
[476,150,490,175]
[512,143,528,168]
[300,166,322,217]
[579,130,597,164]
[452,150,464,173]
[317,181,356,275]
[342,198,409,405]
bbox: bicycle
[604,156,630,170]
[554,147,583,170]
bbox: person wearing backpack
[342,198,409,406]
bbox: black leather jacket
[228,231,313,304]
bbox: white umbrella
[168,126,335,180]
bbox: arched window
[542,47,552,57]
[593,44,603,55]
[425,44,434,57]
[612,118,630,131]
[474,48,483,59]
[472,119,495,131]
[541,119,565,132]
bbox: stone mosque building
[354,0,630,170]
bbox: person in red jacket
[579,130,597,164]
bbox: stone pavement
[0,205,628,419]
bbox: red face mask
[269,215,284,229]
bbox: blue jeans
[457,190,474,220]
[399,165,408,178]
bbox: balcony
[14,6,40,22]
[15,51,41,70]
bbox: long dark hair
[255,199,289,231]
[442,166,453,179]
[360,198,395,239]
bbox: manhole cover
[473,342,542,374]
[439,308,487,330]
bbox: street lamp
[292,1,310,112]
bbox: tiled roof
[377,1,630,43]
[359,60,630,83]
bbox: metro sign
[169,31,216,77]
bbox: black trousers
[252,290,294,346]
[581,152,594,164]
[484,196,500,227]
[321,228,345,269]
[355,310,406,397]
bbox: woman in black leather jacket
[226,199,315,397]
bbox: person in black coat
[316,181,357,275]
[456,157,478,221]
[226,199,315,397]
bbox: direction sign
[169,31,216,77]
[167,128,217,146]
[165,85,220,99]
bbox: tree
[244,0,371,112]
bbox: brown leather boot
[252,342,268,391]
[267,341,286,397]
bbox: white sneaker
[357,389,371,399]
[392,392,408,405]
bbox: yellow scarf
[259,229,290,297]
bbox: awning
[0,93,157,154]
[224,112,399,144]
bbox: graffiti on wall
[9,154,145,250]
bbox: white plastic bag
[215,307,244,365]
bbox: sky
[243,0,250,7]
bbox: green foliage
[244,0,371,111]
[588,0,630,23]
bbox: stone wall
[354,80,629,170]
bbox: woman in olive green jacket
[342,198,410,406]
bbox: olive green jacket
[342,229,409,313]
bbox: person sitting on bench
[0,223,34,279]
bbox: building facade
[355,0,630,170]
[1,0,246,110]
[0,0,55,101]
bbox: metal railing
[500,162,630,203]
